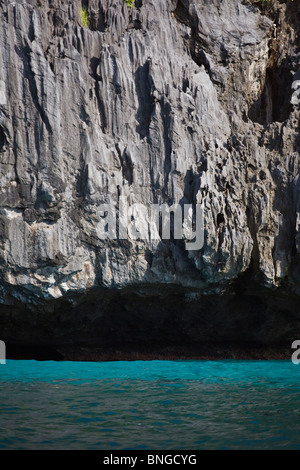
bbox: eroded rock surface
[1,0,300,357]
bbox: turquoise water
[1,359,300,449]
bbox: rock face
[1,0,300,358]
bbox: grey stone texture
[1,0,300,353]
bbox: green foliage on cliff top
[124,0,135,7]
[80,7,90,28]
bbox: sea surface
[0,359,300,450]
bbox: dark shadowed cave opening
[3,284,299,361]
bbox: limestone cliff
[0,0,300,358]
